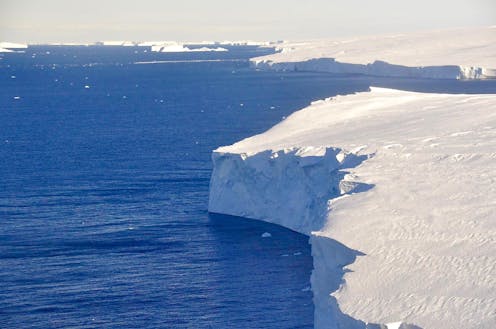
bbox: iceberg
[209,87,496,329]
[0,42,28,53]
[0,42,28,49]
[150,43,228,53]
[102,40,138,46]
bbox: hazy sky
[1,0,494,43]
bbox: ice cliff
[209,147,372,234]
[0,42,28,53]
[251,27,496,79]
[209,87,496,329]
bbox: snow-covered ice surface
[252,27,496,79]
[150,44,228,53]
[0,42,28,49]
[209,87,496,329]
[0,42,28,53]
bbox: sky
[1,0,495,43]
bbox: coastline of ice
[209,27,496,328]
[251,27,496,80]
[208,87,496,328]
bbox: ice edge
[208,147,421,329]
[251,58,495,80]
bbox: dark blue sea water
[0,45,371,329]
[1,45,495,329]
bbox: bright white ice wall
[209,147,372,234]
[0,42,28,49]
[208,88,496,329]
[251,27,496,79]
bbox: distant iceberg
[101,40,138,46]
[151,44,228,53]
[0,42,28,49]
[0,42,28,53]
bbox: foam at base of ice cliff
[208,88,496,329]
[251,27,496,80]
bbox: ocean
[0,45,372,329]
[2,44,495,329]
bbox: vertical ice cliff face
[310,234,366,329]
[208,146,421,329]
[250,27,496,80]
[208,88,496,329]
[209,147,376,329]
[209,147,371,234]
[252,58,494,80]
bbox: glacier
[209,79,496,329]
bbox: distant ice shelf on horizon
[0,40,280,53]
[250,26,496,80]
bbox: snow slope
[251,27,496,79]
[209,88,496,329]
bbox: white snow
[252,27,496,79]
[218,40,273,46]
[209,88,496,329]
[102,40,137,46]
[0,42,28,49]
[0,42,27,53]
[150,43,228,53]
[137,41,173,47]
